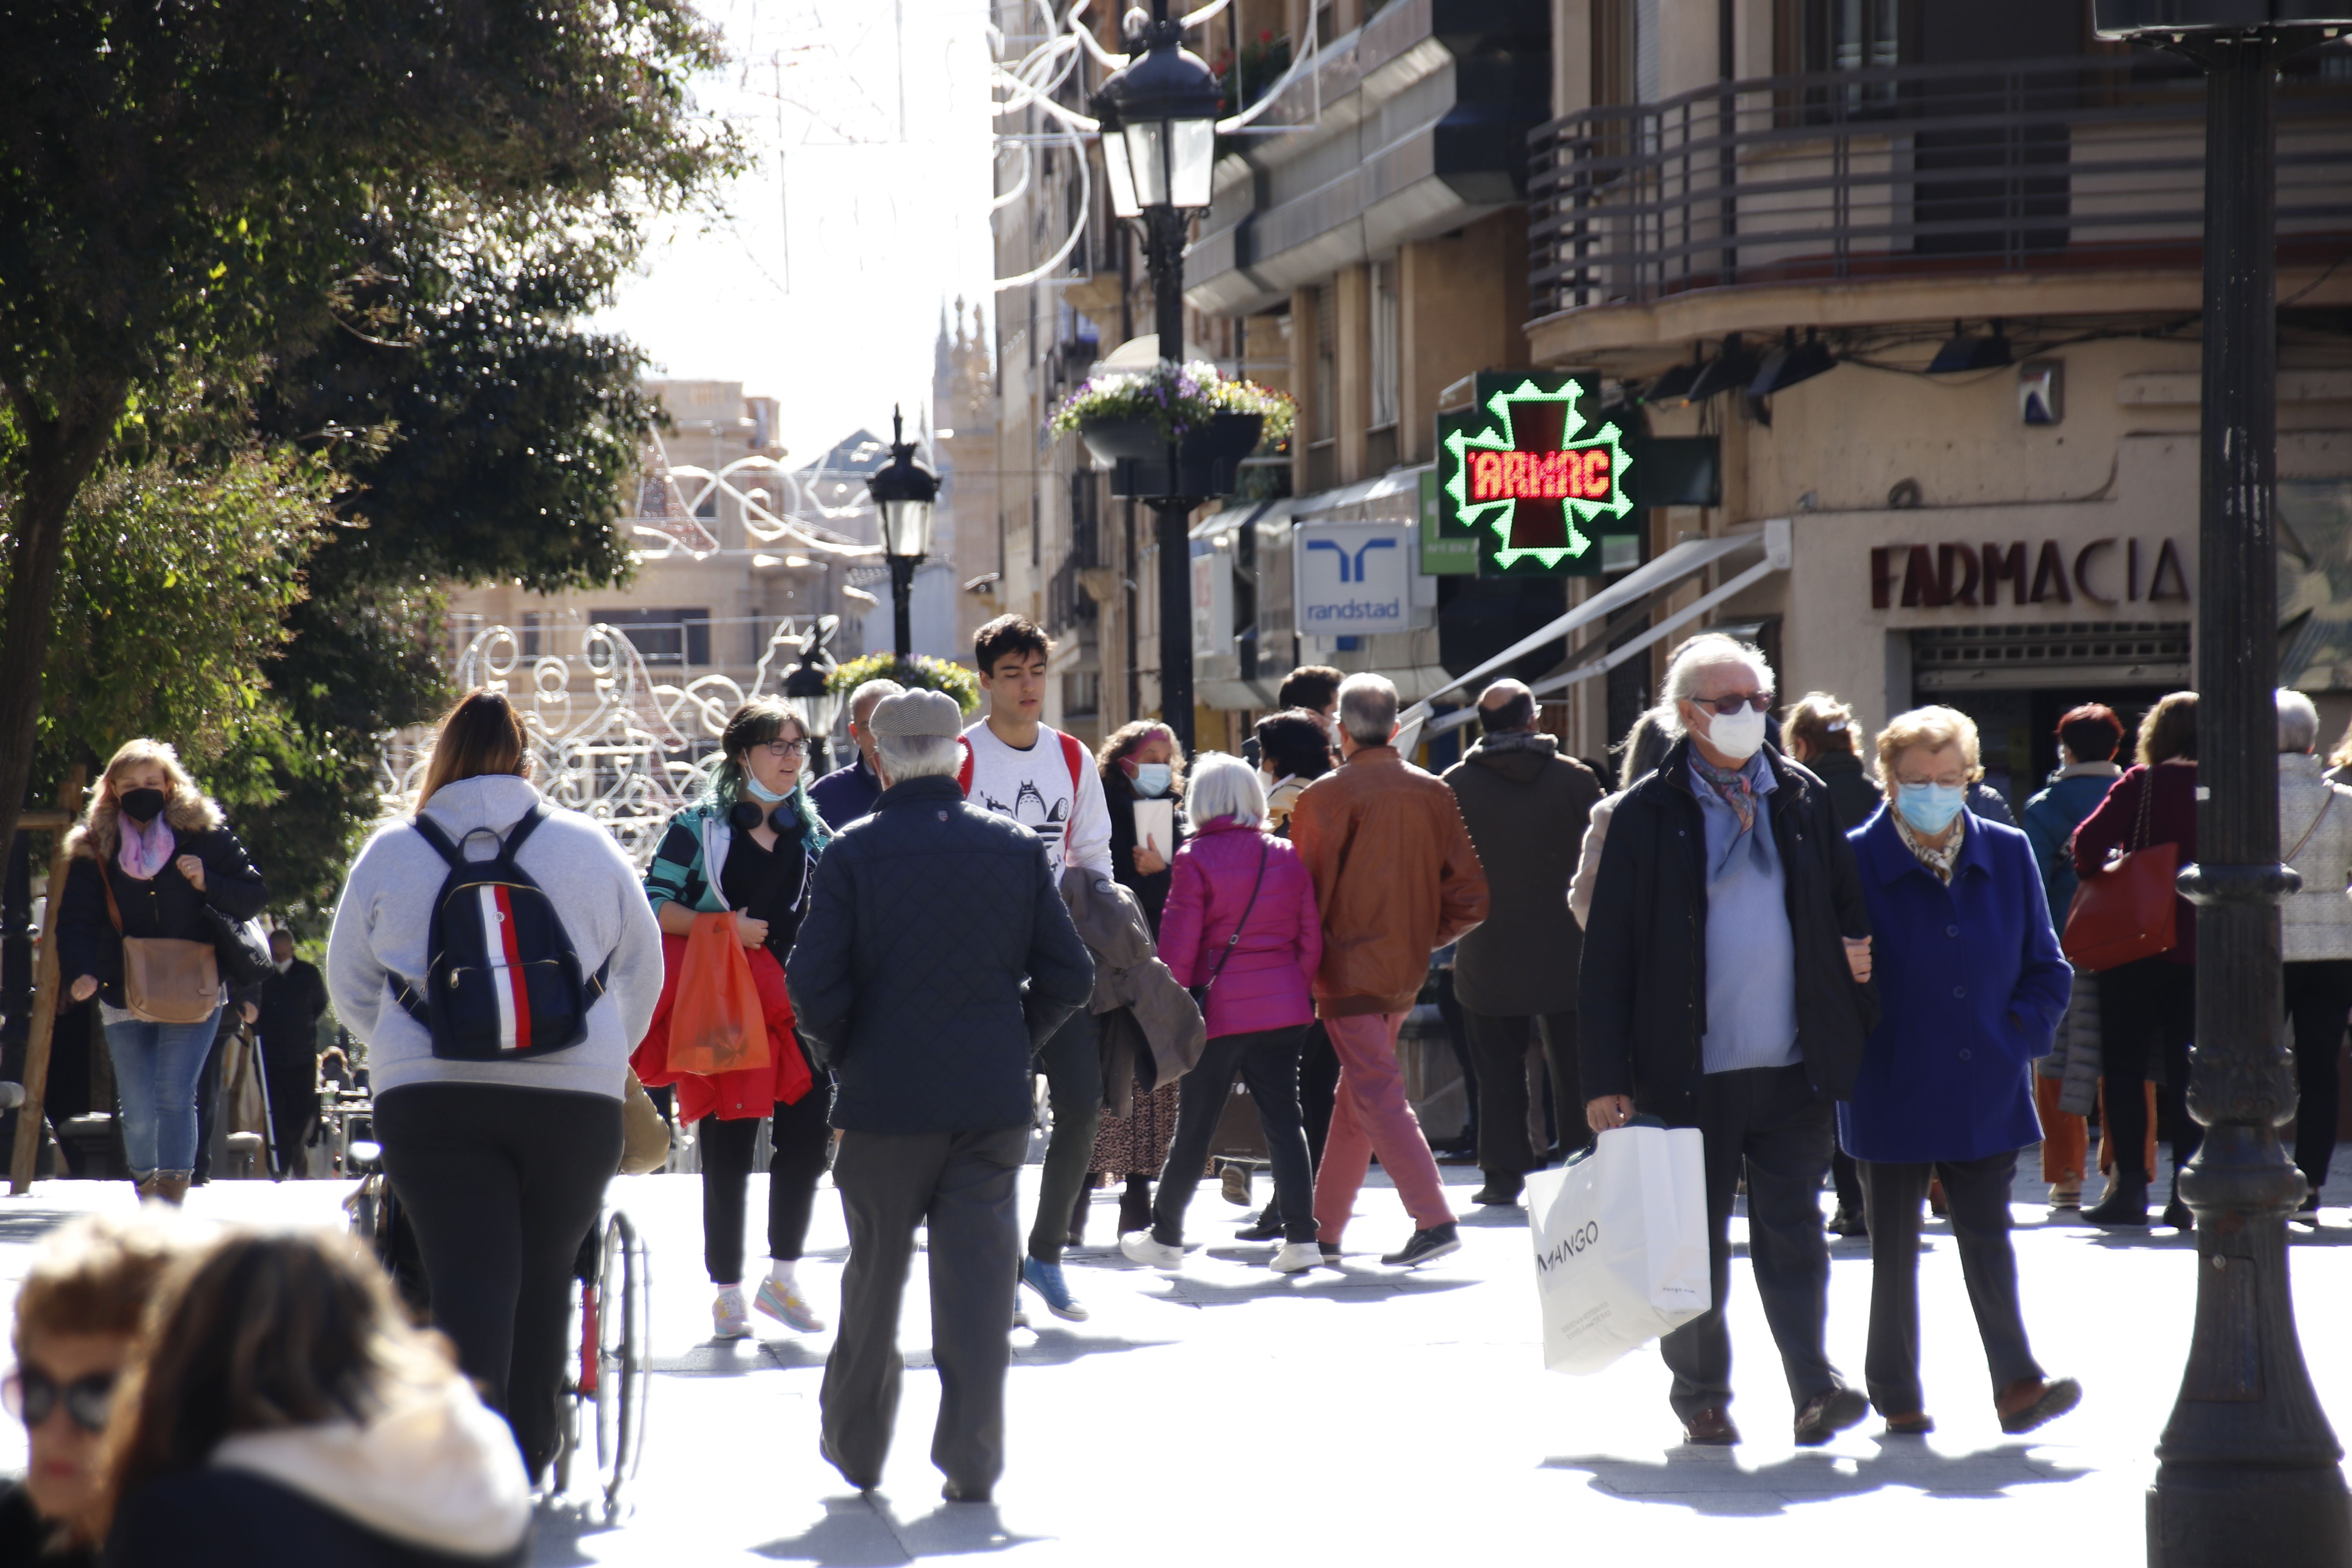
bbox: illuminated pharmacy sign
[1436,372,1635,575]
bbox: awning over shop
[1399,519,1792,751]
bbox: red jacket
[633,933,814,1122]
[2071,760,2198,964]
[1157,819,1322,1040]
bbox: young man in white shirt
[959,615,1112,1322]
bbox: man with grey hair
[808,677,907,828]
[1580,632,1879,1447]
[2276,686,2352,1217]
[786,688,1093,1503]
[1292,671,1490,1267]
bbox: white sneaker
[1270,1241,1321,1274]
[712,1287,751,1340]
[1118,1230,1184,1270]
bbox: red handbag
[2062,769,2179,971]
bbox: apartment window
[592,608,710,667]
[1368,260,1400,433]
[1062,670,1101,719]
[519,612,543,658]
[1313,3,1338,45]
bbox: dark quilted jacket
[785,775,1094,1134]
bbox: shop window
[2280,479,2352,693]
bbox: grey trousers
[1660,1063,1845,1423]
[820,1125,1027,1493]
[1860,1149,2043,1416]
[1028,1007,1102,1263]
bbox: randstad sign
[1294,521,1414,635]
[1434,371,1637,577]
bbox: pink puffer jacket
[1157,818,1322,1040]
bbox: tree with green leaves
[0,0,733,859]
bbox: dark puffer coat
[1577,737,1880,1123]
[56,802,267,1011]
[786,775,1094,1134]
[1441,732,1602,1017]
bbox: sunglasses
[3,1367,116,1433]
[752,740,808,759]
[1690,692,1775,715]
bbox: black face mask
[118,787,167,824]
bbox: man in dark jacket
[1441,680,1602,1206]
[807,677,904,829]
[1579,634,1879,1449]
[257,930,328,1178]
[786,688,1093,1504]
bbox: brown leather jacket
[1291,746,1490,1016]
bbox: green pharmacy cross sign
[1437,372,1634,575]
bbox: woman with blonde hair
[327,690,662,1481]
[1842,706,2078,1437]
[94,1229,532,1566]
[56,739,269,1204]
[635,697,835,1341]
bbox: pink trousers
[1313,1011,1456,1243]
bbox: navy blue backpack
[392,804,608,1061]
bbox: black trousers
[2285,958,2352,1192]
[1831,1150,1864,1217]
[1659,1063,1844,1423]
[1860,1151,2043,1416]
[822,1125,1026,1493]
[1152,1026,1317,1245]
[374,1082,622,1476]
[2098,955,2198,1184]
[1462,1009,1588,1181]
[1258,1022,1340,1231]
[700,1080,834,1284]
[1029,1007,1102,1263]
[258,1030,318,1179]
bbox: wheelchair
[345,1139,649,1517]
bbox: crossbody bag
[1189,838,1269,1013]
[100,865,221,1025]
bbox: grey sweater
[326,775,664,1101]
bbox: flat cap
[867,688,964,740]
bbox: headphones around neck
[729,800,794,834]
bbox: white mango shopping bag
[1524,1122,1711,1375]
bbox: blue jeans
[105,1008,222,1176]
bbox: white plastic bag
[1524,1122,1712,1375]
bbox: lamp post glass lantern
[1098,0,1222,757]
[2089,5,2352,1564]
[864,405,938,661]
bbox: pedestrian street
[7,1149,2351,1566]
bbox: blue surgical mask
[742,773,789,803]
[1896,781,1967,835]
[1132,763,1173,799]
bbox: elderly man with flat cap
[786,687,1094,1504]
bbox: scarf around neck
[1691,752,1759,837]
[118,813,177,880]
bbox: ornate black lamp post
[2091,4,2352,1562]
[781,616,841,777]
[864,405,939,661]
[1095,0,1221,757]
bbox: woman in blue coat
[1843,706,2080,1438]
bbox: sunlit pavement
[7,1149,2352,1565]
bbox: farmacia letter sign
[1437,372,1634,573]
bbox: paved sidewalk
[5,1154,2352,1565]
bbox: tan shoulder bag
[101,867,221,1024]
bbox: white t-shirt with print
[959,720,1113,880]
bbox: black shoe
[1237,1212,1285,1243]
[1472,1177,1523,1207]
[2083,1176,2149,1229]
[820,1438,877,1493]
[1793,1385,1869,1447]
[2162,1197,2194,1232]
[1826,1205,1868,1238]
[942,1481,991,1503]
[1319,1242,1343,1266]
[2294,1192,2322,1227]
[1381,1223,1462,1268]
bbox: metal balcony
[1526,52,2352,322]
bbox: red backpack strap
[1058,730,1086,793]
[955,736,974,796]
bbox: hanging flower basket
[1052,360,1292,502]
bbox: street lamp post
[1097,0,1220,757]
[864,405,939,661]
[782,616,842,777]
[2091,5,2352,1562]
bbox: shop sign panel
[1294,521,1415,636]
[1869,536,2191,610]
[1433,371,1635,577]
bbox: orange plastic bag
[666,912,772,1077]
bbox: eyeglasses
[753,740,809,759]
[1690,692,1775,715]
[3,1367,116,1433]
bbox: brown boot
[134,1175,160,1203]
[152,1171,192,1206]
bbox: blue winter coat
[1837,806,2073,1164]
[2019,769,2118,917]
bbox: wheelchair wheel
[593,1210,648,1514]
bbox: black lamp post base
[2151,1466,2352,1566]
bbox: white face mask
[1700,704,1768,762]
[272,956,293,974]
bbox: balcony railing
[1527,53,2352,320]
